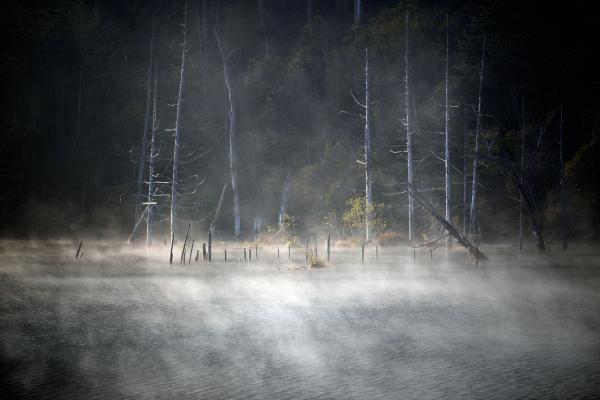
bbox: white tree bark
[469,34,485,244]
[170,0,188,239]
[136,16,155,225]
[215,28,241,240]
[146,59,158,245]
[364,48,373,242]
[444,14,452,249]
[405,11,415,241]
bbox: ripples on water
[1,241,599,399]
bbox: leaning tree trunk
[146,59,158,245]
[405,11,415,242]
[215,28,241,240]
[278,174,290,229]
[364,48,373,242]
[469,33,485,245]
[171,0,188,239]
[136,16,155,225]
[559,105,568,250]
[407,183,487,261]
[444,14,452,249]
[479,153,546,250]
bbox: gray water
[1,241,600,399]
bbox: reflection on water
[1,242,600,399]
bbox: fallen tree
[406,183,488,261]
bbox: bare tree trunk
[146,60,158,246]
[364,48,372,242]
[136,16,155,225]
[469,33,485,245]
[215,27,241,240]
[518,98,525,250]
[559,105,568,250]
[444,14,452,249]
[171,0,188,239]
[405,11,414,241]
[407,183,487,261]
[278,174,290,229]
[462,107,469,237]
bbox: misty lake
[1,241,600,399]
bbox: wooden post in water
[202,243,207,262]
[255,244,258,260]
[305,235,309,262]
[180,224,191,263]
[376,245,379,263]
[75,240,83,259]
[195,249,199,262]
[361,243,365,264]
[327,233,331,262]
[189,238,195,264]
[430,248,433,263]
[224,249,227,262]
[314,237,318,259]
[413,247,416,261]
[249,248,252,261]
[169,233,174,264]
[244,248,247,262]
[288,243,291,261]
[208,230,212,262]
[277,248,280,270]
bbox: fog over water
[1,240,600,399]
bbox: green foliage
[342,195,387,240]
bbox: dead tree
[469,33,485,244]
[135,15,156,225]
[462,107,469,236]
[146,58,158,245]
[363,48,373,241]
[215,27,241,240]
[444,14,452,249]
[170,0,188,239]
[404,11,415,241]
[407,183,487,261]
[479,153,546,250]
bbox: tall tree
[404,11,415,241]
[364,48,372,241]
[146,59,158,245]
[136,15,156,225]
[469,33,485,244]
[462,107,469,236]
[215,26,241,240]
[170,0,188,239]
[444,14,452,249]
